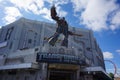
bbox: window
[34,32,37,46]
[28,39,32,44]
[5,27,14,40]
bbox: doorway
[49,70,76,80]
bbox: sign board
[37,52,85,65]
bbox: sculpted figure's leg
[61,27,68,47]
[48,33,59,46]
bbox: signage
[36,52,85,65]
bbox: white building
[0,18,111,80]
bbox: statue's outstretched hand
[51,5,59,21]
[51,4,56,9]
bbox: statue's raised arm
[51,5,60,21]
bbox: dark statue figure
[48,5,82,47]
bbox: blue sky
[0,0,120,75]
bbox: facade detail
[0,18,111,80]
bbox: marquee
[36,52,85,65]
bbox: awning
[81,66,112,80]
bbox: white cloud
[9,0,44,14]
[39,7,52,21]
[9,0,50,20]
[56,6,67,17]
[9,0,38,11]
[71,0,88,12]
[110,11,120,30]
[0,26,1,29]
[9,0,68,21]
[71,0,119,31]
[45,0,69,6]
[103,51,113,59]
[2,0,119,31]
[116,49,120,54]
[28,2,40,15]
[3,7,22,24]
[0,0,3,3]
[0,0,2,3]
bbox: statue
[48,5,83,47]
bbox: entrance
[49,70,76,80]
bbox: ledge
[0,63,39,70]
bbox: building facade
[0,18,111,80]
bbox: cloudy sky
[0,0,120,75]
